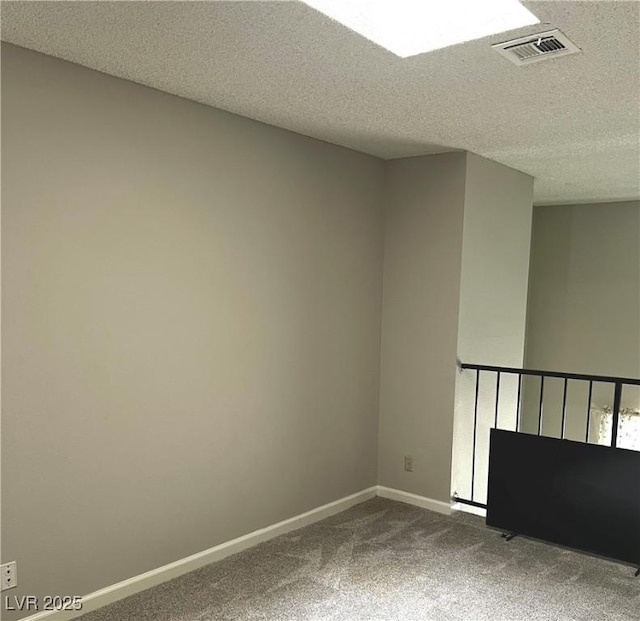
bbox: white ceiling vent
[492,29,581,65]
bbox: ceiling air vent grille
[493,29,580,66]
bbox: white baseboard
[20,486,377,621]
[19,485,451,621]
[376,486,452,515]
[451,501,486,517]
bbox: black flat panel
[487,429,640,565]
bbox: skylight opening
[301,0,540,58]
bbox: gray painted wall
[377,153,467,502]
[2,44,385,618]
[523,201,640,441]
[2,43,543,619]
[377,153,534,505]
[452,154,533,504]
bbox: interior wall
[377,153,468,503]
[451,154,533,504]
[522,201,640,442]
[1,43,385,618]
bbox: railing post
[516,373,522,432]
[537,377,545,435]
[560,378,568,439]
[494,372,501,428]
[611,382,622,448]
[585,380,593,443]
[471,369,480,502]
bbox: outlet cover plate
[2,562,17,590]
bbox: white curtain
[596,406,640,451]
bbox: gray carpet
[74,498,639,621]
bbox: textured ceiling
[1,0,639,204]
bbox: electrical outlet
[1,562,17,591]
[404,455,414,472]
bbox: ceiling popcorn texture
[1,0,639,204]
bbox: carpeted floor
[74,497,639,621]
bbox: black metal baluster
[516,373,522,432]
[494,372,501,429]
[537,377,545,435]
[611,382,622,448]
[454,363,640,514]
[561,378,568,439]
[471,369,480,502]
[585,380,593,442]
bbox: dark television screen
[487,429,640,566]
